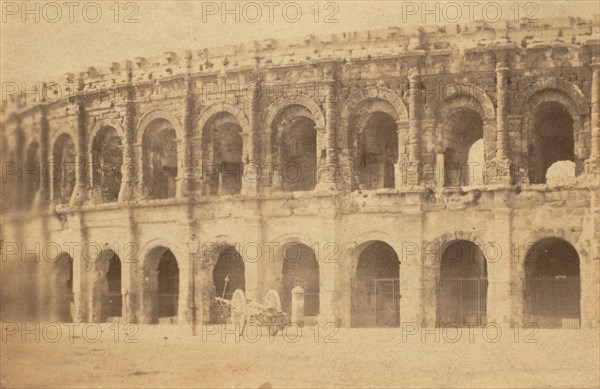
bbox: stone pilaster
[487,190,513,329]
[35,107,50,208]
[242,80,261,195]
[317,82,338,191]
[70,103,88,206]
[586,58,600,175]
[176,58,195,199]
[118,69,137,202]
[399,68,422,187]
[490,61,512,184]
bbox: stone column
[399,68,422,186]
[134,143,146,198]
[496,62,509,161]
[118,77,137,201]
[492,62,512,184]
[70,104,88,206]
[587,58,600,173]
[399,221,424,325]
[35,107,50,208]
[176,72,195,199]
[487,190,513,329]
[317,82,338,190]
[242,81,260,195]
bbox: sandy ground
[1,322,599,388]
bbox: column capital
[495,61,509,72]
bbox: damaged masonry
[1,16,599,330]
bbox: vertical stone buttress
[494,61,512,184]
[588,59,600,171]
[584,58,600,329]
[406,68,422,185]
[177,56,195,199]
[242,79,260,195]
[317,82,338,190]
[70,93,88,206]
[118,65,137,202]
[36,106,50,208]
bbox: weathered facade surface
[1,16,599,329]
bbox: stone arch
[141,245,181,324]
[341,230,397,276]
[199,106,248,196]
[350,239,401,327]
[268,100,323,191]
[139,113,180,199]
[340,88,407,190]
[198,240,246,323]
[49,125,77,153]
[90,124,123,203]
[88,118,125,154]
[433,94,492,187]
[265,95,325,130]
[51,252,74,322]
[523,237,581,328]
[90,249,122,322]
[519,86,587,182]
[280,242,320,317]
[340,87,408,132]
[197,103,250,134]
[513,78,589,116]
[436,239,488,326]
[52,133,76,204]
[434,84,496,120]
[136,109,183,144]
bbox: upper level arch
[136,109,183,145]
[340,87,407,148]
[513,78,589,117]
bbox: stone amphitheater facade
[1,16,599,329]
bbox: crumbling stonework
[1,16,599,329]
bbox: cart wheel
[230,289,247,335]
[264,289,282,312]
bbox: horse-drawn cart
[214,276,288,335]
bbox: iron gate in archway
[351,279,400,327]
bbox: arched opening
[53,134,76,204]
[524,238,580,328]
[528,102,574,184]
[281,243,320,319]
[24,142,40,207]
[272,105,318,192]
[142,119,178,199]
[143,247,179,324]
[442,109,484,187]
[467,139,484,185]
[212,246,245,323]
[54,253,74,322]
[202,112,243,196]
[280,117,317,192]
[351,241,400,327]
[92,127,122,202]
[545,160,576,184]
[436,240,488,326]
[92,250,122,322]
[358,112,398,189]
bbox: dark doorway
[436,240,488,326]
[524,238,580,328]
[351,241,400,327]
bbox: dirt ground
[1,322,599,388]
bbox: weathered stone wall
[1,16,599,328]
